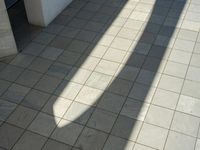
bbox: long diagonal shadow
[38,0,186,149]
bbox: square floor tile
[111,115,142,141]
[164,61,188,78]
[0,123,24,149]
[95,60,119,75]
[152,89,179,109]
[97,92,126,113]
[58,52,81,67]
[169,49,191,64]
[10,54,35,68]
[29,57,53,73]
[34,75,61,93]
[22,42,45,56]
[22,89,50,110]
[133,144,155,150]
[87,45,108,58]
[66,40,89,54]
[42,96,72,118]
[7,106,37,128]
[0,99,17,121]
[76,30,97,42]
[16,70,42,87]
[111,37,132,51]
[182,80,200,99]
[145,105,174,128]
[47,63,72,79]
[130,11,149,21]
[40,47,63,60]
[171,111,200,137]
[87,108,117,133]
[49,36,72,49]
[108,78,133,96]
[51,119,84,145]
[33,32,55,45]
[124,19,143,30]
[123,53,146,68]
[186,66,200,82]
[54,81,82,100]
[75,127,108,150]
[103,48,126,63]
[103,135,135,150]
[85,72,112,90]
[165,131,196,150]
[59,27,80,38]
[190,54,200,67]
[43,24,64,34]
[0,65,23,82]
[178,29,198,41]
[75,86,103,106]
[177,95,200,117]
[28,112,58,137]
[65,67,92,84]
[121,99,149,121]
[2,83,30,103]
[173,39,195,52]
[42,139,72,150]
[158,75,184,93]
[76,56,100,71]
[12,131,47,150]
[118,27,138,40]
[63,101,94,125]
[0,80,11,96]
[115,65,139,81]
[129,83,156,103]
[137,123,168,150]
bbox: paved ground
[1,0,200,149]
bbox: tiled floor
[1,0,200,149]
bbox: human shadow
[5,0,186,149]
[42,0,187,149]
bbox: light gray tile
[186,66,200,82]
[164,61,188,78]
[10,54,35,68]
[103,135,135,150]
[33,32,55,45]
[171,111,200,137]
[0,65,23,82]
[111,37,132,51]
[23,42,45,56]
[173,39,195,52]
[177,95,200,117]
[34,75,61,93]
[0,123,24,149]
[12,131,47,150]
[22,89,50,110]
[0,99,17,121]
[169,49,191,64]
[42,96,72,118]
[63,101,94,125]
[158,75,184,93]
[133,144,155,150]
[85,72,112,90]
[40,47,63,60]
[182,80,200,99]
[165,131,196,150]
[190,54,200,67]
[7,106,37,128]
[54,81,82,100]
[87,108,117,133]
[75,127,108,150]
[97,92,126,113]
[2,83,30,103]
[137,123,168,150]
[152,89,179,109]
[121,99,149,121]
[16,70,42,87]
[28,112,58,137]
[75,86,103,106]
[103,48,126,63]
[111,115,142,141]
[42,139,72,150]
[145,105,174,128]
[51,119,83,145]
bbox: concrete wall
[0,0,17,58]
